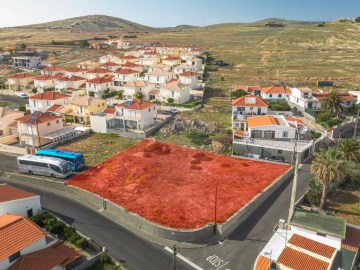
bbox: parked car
[168,108,180,115]
[16,92,28,99]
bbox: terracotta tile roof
[115,68,139,75]
[0,184,36,203]
[179,72,197,77]
[247,115,278,128]
[231,95,268,107]
[57,75,86,82]
[162,81,189,91]
[41,66,65,71]
[284,116,305,125]
[255,255,271,270]
[29,91,69,100]
[277,247,329,270]
[47,104,63,113]
[79,83,86,88]
[122,55,138,60]
[342,226,360,252]
[0,214,47,261]
[122,62,142,68]
[163,56,181,61]
[34,75,58,81]
[8,240,81,270]
[7,73,35,79]
[103,108,117,114]
[88,68,110,74]
[16,112,62,125]
[288,234,336,259]
[125,80,154,88]
[146,70,172,76]
[261,86,290,94]
[87,77,113,84]
[117,99,155,111]
[70,96,106,106]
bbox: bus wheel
[50,174,56,178]
[29,170,33,175]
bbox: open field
[67,139,290,229]
[329,190,360,226]
[56,133,138,166]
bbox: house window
[278,94,282,98]
[283,131,289,138]
[317,232,326,237]
[269,94,273,98]
[47,101,51,106]
[56,120,59,124]
[250,107,253,110]
[278,150,283,154]
[9,251,20,262]
[148,108,151,112]
[47,122,51,126]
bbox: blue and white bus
[17,155,72,179]
[36,149,85,171]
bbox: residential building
[231,95,268,129]
[12,56,41,69]
[116,40,131,50]
[114,69,140,86]
[0,214,57,270]
[232,85,261,96]
[173,63,195,74]
[233,115,311,162]
[65,67,88,77]
[0,108,24,137]
[122,62,145,73]
[123,80,155,100]
[26,92,70,113]
[33,75,59,92]
[40,66,65,76]
[17,112,64,147]
[7,73,35,91]
[76,60,99,70]
[99,54,121,64]
[144,70,173,86]
[86,76,115,98]
[289,87,319,110]
[312,90,358,109]
[148,63,171,73]
[100,62,122,72]
[178,72,199,89]
[159,81,191,104]
[260,86,291,100]
[0,184,41,217]
[67,96,107,125]
[90,99,157,132]
[255,208,360,270]
[55,75,87,93]
[185,58,203,72]
[162,56,182,67]
[137,57,161,67]
[119,55,139,65]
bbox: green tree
[230,89,247,99]
[337,138,360,162]
[322,90,343,117]
[19,43,27,50]
[167,97,174,104]
[116,90,123,100]
[310,148,347,211]
[32,87,37,94]
[80,40,89,48]
[135,92,144,100]
[355,17,360,23]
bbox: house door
[27,209,33,217]
[257,108,261,115]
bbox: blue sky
[0,0,359,28]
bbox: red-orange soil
[66,139,290,229]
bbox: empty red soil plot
[66,139,290,229]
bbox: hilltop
[11,15,154,32]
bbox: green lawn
[56,133,138,166]
[328,190,360,226]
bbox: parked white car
[16,92,28,98]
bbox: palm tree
[338,138,360,162]
[310,148,347,211]
[322,90,343,117]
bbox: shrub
[268,99,291,111]
[135,92,144,100]
[186,129,211,146]
[18,104,26,112]
[64,226,76,238]
[75,237,88,249]
[167,98,174,104]
[32,87,37,94]
[89,91,95,97]
[43,217,66,235]
[230,89,247,99]
[315,111,340,128]
[314,132,322,139]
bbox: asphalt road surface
[0,94,28,106]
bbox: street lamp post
[213,182,218,235]
[173,244,177,270]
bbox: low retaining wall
[0,144,27,155]
[1,166,294,244]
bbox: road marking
[164,246,204,270]
[206,254,230,270]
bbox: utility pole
[173,244,177,270]
[287,152,300,227]
[213,182,218,235]
[354,108,360,139]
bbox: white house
[40,66,65,76]
[26,91,70,113]
[114,69,140,86]
[33,75,58,92]
[289,87,319,110]
[86,76,115,98]
[144,70,173,86]
[178,72,199,89]
[137,57,161,66]
[159,81,191,104]
[173,63,195,74]
[162,56,182,67]
[66,67,88,77]
[260,86,291,100]
[123,80,155,100]
[99,54,121,64]
[231,95,268,129]
[55,75,87,93]
[100,62,122,72]
[148,63,171,72]
[7,73,35,91]
[118,55,139,65]
[87,67,113,80]
[185,58,203,72]
[122,62,145,73]
[0,184,41,217]
[12,56,41,69]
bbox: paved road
[179,163,311,270]
[0,94,28,105]
[0,181,192,270]
[0,153,19,172]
